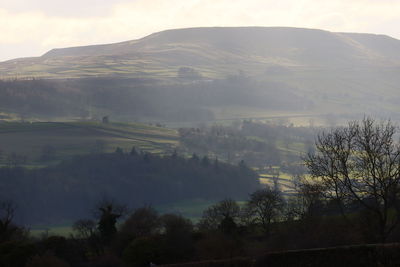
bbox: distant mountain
[1,27,400,123]
[1,27,400,79]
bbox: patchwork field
[259,172,296,194]
[0,121,178,166]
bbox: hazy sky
[1,0,400,62]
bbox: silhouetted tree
[285,180,325,221]
[247,187,285,235]
[120,206,160,239]
[130,146,138,156]
[73,219,96,240]
[305,117,400,242]
[199,199,240,231]
[96,199,127,245]
[160,214,195,262]
[114,147,124,155]
[102,116,109,124]
[0,200,16,242]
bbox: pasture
[0,121,178,167]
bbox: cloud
[0,0,399,61]
[0,0,127,17]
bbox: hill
[1,27,400,79]
[1,27,400,123]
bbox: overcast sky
[0,0,399,62]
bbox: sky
[0,0,400,62]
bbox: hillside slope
[1,27,400,79]
[1,27,400,123]
[0,121,178,167]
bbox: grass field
[259,172,297,194]
[0,121,179,166]
[1,119,314,235]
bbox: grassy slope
[0,121,178,166]
[1,27,399,80]
[0,121,212,235]
[1,27,400,124]
[7,120,312,234]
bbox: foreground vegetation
[158,244,400,267]
[2,118,400,266]
[3,180,400,267]
[0,118,318,228]
[0,150,259,224]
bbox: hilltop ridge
[1,27,400,124]
[1,27,400,79]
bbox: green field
[259,172,296,194]
[0,119,314,234]
[0,121,178,166]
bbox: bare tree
[120,206,160,238]
[305,117,400,242]
[73,219,97,239]
[0,200,15,230]
[198,199,240,231]
[0,200,16,241]
[285,179,325,221]
[246,187,285,235]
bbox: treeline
[3,180,400,267]
[179,125,281,166]
[0,149,259,224]
[0,75,311,122]
[179,120,315,169]
[3,118,400,266]
[0,79,86,117]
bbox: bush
[0,241,36,267]
[25,252,70,267]
[123,237,163,267]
